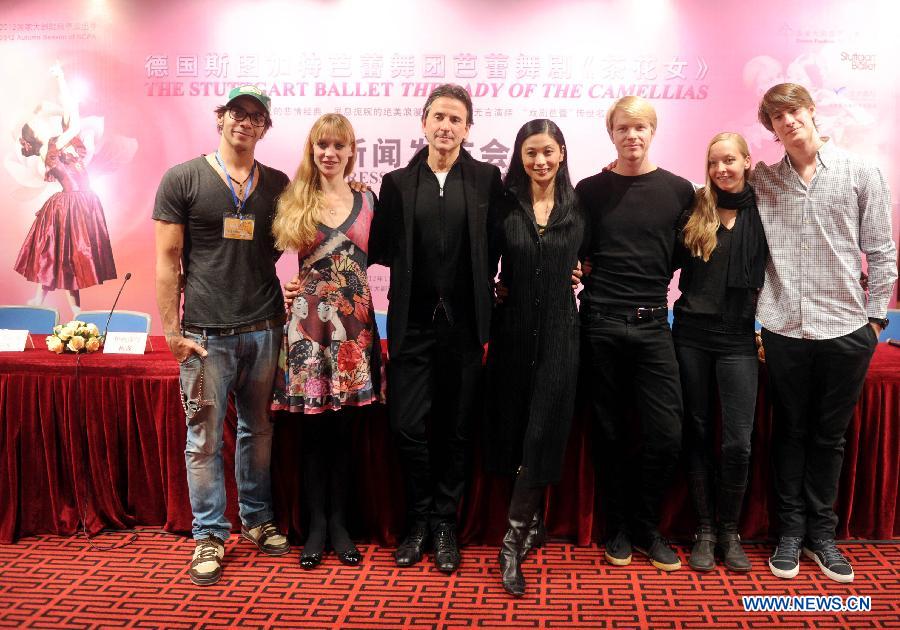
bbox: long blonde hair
[273,113,357,251]
[682,132,750,261]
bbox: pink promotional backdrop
[2,0,898,332]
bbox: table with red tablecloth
[1,338,897,544]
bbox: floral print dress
[272,190,384,414]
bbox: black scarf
[712,183,767,289]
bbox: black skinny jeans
[675,340,757,524]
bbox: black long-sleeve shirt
[673,223,761,354]
[576,168,694,310]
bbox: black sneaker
[803,538,854,583]
[634,533,681,571]
[604,530,632,566]
[769,536,803,579]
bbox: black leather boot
[521,510,547,559]
[689,525,717,571]
[717,524,751,571]
[717,483,751,572]
[498,468,543,597]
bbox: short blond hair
[606,96,657,134]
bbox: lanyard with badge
[217,151,257,240]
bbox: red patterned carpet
[1,531,898,629]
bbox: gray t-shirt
[153,156,289,328]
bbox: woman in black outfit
[485,119,585,596]
[674,132,767,572]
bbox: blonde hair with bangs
[682,132,751,261]
[605,96,657,135]
[273,113,356,251]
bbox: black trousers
[388,313,484,528]
[675,342,757,492]
[762,324,877,539]
[581,310,683,538]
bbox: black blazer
[369,147,504,356]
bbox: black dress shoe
[299,551,322,570]
[433,523,460,573]
[337,546,362,566]
[395,523,429,567]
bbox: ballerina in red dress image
[13,62,117,317]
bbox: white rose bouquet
[45,320,103,354]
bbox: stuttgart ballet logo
[840,52,876,71]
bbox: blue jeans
[178,326,282,541]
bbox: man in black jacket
[369,84,503,573]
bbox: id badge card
[223,213,255,240]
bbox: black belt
[183,313,285,337]
[590,305,668,322]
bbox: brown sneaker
[241,520,290,556]
[189,537,225,586]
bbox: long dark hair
[504,119,575,209]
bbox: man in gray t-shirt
[153,85,290,586]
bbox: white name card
[103,332,148,354]
[0,329,29,352]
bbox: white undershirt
[434,171,449,197]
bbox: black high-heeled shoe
[299,551,323,570]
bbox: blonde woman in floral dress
[272,113,383,569]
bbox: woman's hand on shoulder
[283,274,301,309]
[755,331,765,363]
[348,179,370,193]
[571,261,583,291]
[494,279,508,305]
